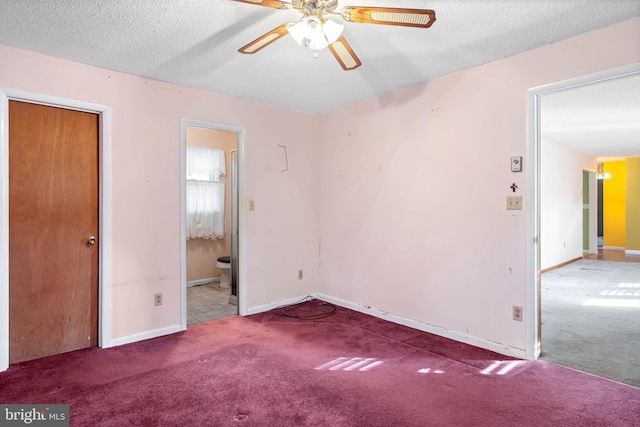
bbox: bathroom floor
[187,282,238,326]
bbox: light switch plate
[507,195,522,210]
[511,156,522,172]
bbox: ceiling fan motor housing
[297,0,339,14]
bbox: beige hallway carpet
[542,259,640,387]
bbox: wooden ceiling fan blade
[329,36,362,71]
[232,0,290,9]
[341,7,436,28]
[239,24,290,54]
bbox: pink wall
[317,17,640,352]
[185,127,236,282]
[1,16,638,352]
[0,44,320,340]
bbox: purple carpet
[1,300,639,426]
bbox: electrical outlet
[513,305,523,321]
[298,269,303,280]
[249,199,255,211]
[154,293,163,306]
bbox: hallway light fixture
[287,16,344,50]
[596,162,611,180]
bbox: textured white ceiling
[541,73,640,159]
[0,0,638,114]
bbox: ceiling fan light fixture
[308,36,328,50]
[322,19,344,44]
[287,20,308,45]
[597,162,611,180]
[287,16,344,50]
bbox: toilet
[217,256,231,288]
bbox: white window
[186,146,225,240]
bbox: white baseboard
[107,324,185,348]
[315,293,526,359]
[248,293,525,359]
[603,246,625,250]
[625,249,640,255]
[187,277,220,288]
[105,293,525,359]
[247,295,316,315]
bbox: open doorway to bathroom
[182,124,241,326]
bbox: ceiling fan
[232,0,436,71]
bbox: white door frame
[525,62,640,360]
[180,118,248,328]
[0,88,113,372]
[584,169,598,255]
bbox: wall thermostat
[511,156,523,172]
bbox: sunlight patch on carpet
[617,282,640,288]
[314,357,384,372]
[481,361,523,376]
[599,290,640,296]
[582,298,640,307]
[418,368,445,374]
[599,283,640,297]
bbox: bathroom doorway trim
[179,118,248,327]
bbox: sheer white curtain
[186,146,226,240]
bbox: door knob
[86,236,97,247]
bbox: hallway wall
[625,157,640,252]
[541,139,596,270]
[603,160,627,248]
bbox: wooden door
[9,100,99,364]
